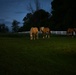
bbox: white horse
[30,27,38,40]
[40,27,50,38]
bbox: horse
[67,28,76,36]
[40,27,50,38]
[30,27,38,40]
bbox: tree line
[0,23,9,33]
[0,0,75,33]
[18,0,76,31]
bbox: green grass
[0,34,76,75]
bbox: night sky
[0,0,52,30]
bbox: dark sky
[0,0,52,29]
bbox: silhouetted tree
[31,9,50,27]
[27,0,41,13]
[22,9,50,31]
[34,0,41,11]
[22,13,33,31]
[12,20,20,32]
[50,0,76,30]
[0,23,9,33]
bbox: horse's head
[40,27,44,32]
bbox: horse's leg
[74,31,76,35]
[46,34,47,38]
[48,34,50,38]
[30,34,33,40]
[43,35,44,38]
[43,33,46,38]
[34,34,35,40]
[43,33,45,38]
[36,33,38,39]
[48,32,50,38]
[67,32,70,36]
[46,32,49,38]
[72,31,74,37]
[73,31,75,36]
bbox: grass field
[0,33,76,75]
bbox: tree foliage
[50,0,76,30]
[27,0,41,13]
[20,0,76,31]
[12,20,20,32]
[22,9,50,31]
[0,23,9,33]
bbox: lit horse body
[40,27,50,38]
[30,27,38,40]
[67,28,76,36]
